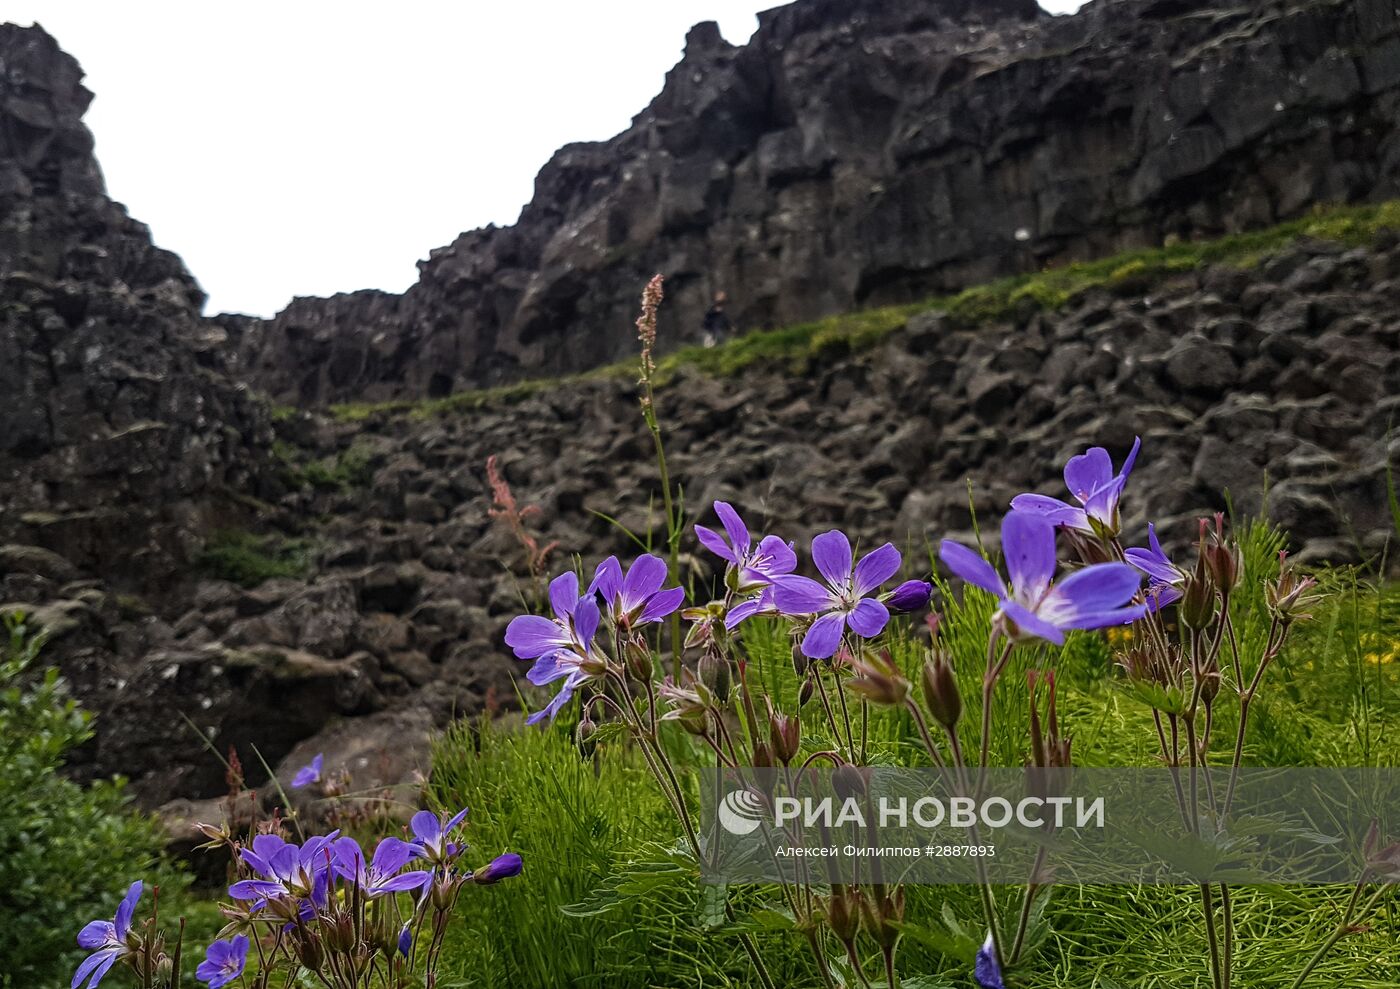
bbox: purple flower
[974,934,1006,989]
[1125,523,1184,610]
[72,881,142,989]
[589,554,685,627]
[291,753,323,789]
[939,513,1146,645]
[886,579,932,614]
[196,935,249,989]
[333,836,433,898]
[694,501,797,626]
[397,925,413,959]
[473,852,523,885]
[506,571,604,726]
[409,806,469,865]
[229,832,339,904]
[774,530,902,659]
[1011,437,1141,537]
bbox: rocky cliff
[2,1,1400,823]
[235,0,1400,404]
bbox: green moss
[195,530,311,587]
[273,440,375,491]
[325,198,1400,422]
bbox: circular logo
[718,788,766,835]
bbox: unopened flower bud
[625,640,653,681]
[475,852,524,885]
[797,678,815,708]
[921,653,962,730]
[825,888,862,946]
[859,888,905,951]
[769,706,800,765]
[832,763,868,801]
[887,579,932,614]
[327,911,357,953]
[792,645,809,678]
[845,649,910,707]
[154,956,173,987]
[297,930,326,970]
[752,741,775,769]
[575,715,598,756]
[1180,563,1216,630]
[698,650,731,704]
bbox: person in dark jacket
[702,291,733,347]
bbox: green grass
[327,198,1400,423]
[426,535,1400,987]
[194,529,312,587]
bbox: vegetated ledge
[326,199,1400,423]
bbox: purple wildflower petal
[724,599,763,630]
[1000,598,1066,645]
[938,540,1007,597]
[1146,586,1183,611]
[114,881,142,938]
[574,596,601,642]
[1120,436,1142,479]
[639,585,685,624]
[527,671,585,726]
[852,542,901,597]
[974,934,1007,989]
[772,575,837,615]
[228,879,286,901]
[76,921,115,951]
[714,501,750,554]
[694,524,736,563]
[588,556,623,601]
[375,871,434,894]
[72,947,119,989]
[1003,512,1057,605]
[1009,493,1090,531]
[1082,475,1127,524]
[526,652,571,687]
[444,807,469,834]
[1125,548,1179,586]
[801,612,848,659]
[410,810,441,846]
[620,555,668,613]
[1038,563,1142,627]
[1062,604,1151,630]
[371,837,415,877]
[547,572,580,622]
[752,535,797,576]
[504,615,569,660]
[847,598,891,639]
[811,530,854,589]
[1064,447,1114,503]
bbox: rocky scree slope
[16,228,1400,814]
[234,0,1400,404]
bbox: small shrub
[0,614,182,986]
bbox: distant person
[702,291,733,348]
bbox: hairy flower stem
[1288,880,1387,989]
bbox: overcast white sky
[8,1,1084,316]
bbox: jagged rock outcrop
[236,0,1400,404]
[0,23,279,591]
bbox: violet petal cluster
[1012,437,1141,536]
[775,530,903,658]
[940,513,1146,645]
[72,881,142,989]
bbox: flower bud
[859,888,905,951]
[887,580,932,614]
[475,852,524,885]
[825,888,862,947]
[845,649,910,707]
[625,640,653,681]
[698,650,731,705]
[327,911,357,953]
[752,741,775,769]
[1179,559,1216,630]
[297,929,326,970]
[791,645,809,678]
[154,956,173,988]
[832,763,868,801]
[575,715,598,756]
[769,706,800,765]
[920,653,962,730]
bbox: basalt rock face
[238,0,1400,404]
[0,23,279,595]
